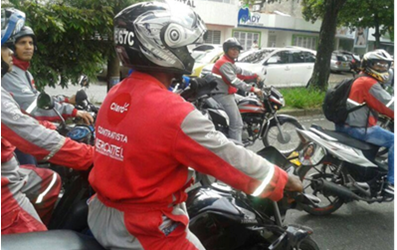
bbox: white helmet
[361,49,393,82]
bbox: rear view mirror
[37,92,55,110]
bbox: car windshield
[195,49,223,64]
[238,49,274,64]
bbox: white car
[201,47,316,88]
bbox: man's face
[372,60,390,73]
[227,47,240,60]
[14,36,34,61]
[1,46,14,72]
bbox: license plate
[342,62,348,67]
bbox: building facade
[178,0,394,56]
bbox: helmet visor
[372,61,391,73]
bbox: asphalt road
[248,116,394,250]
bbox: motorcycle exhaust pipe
[311,179,361,201]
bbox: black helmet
[114,1,207,75]
[361,49,393,82]
[223,37,243,54]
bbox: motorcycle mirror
[37,92,55,110]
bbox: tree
[61,0,140,91]
[4,0,139,91]
[339,0,394,48]
[303,0,347,91]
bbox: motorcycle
[36,92,95,230]
[294,124,393,216]
[3,149,320,250]
[187,146,321,250]
[180,75,304,155]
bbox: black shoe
[383,183,394,197]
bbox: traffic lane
[248,115,394,250]
[286,202,394,250]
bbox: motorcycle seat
[1,230,105,250]
[311,124,378,151]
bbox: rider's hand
[253,87,263,98]
[284,175,303,193]
[256,76,262,84]
[76,110,94,125]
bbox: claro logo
[110,102,129,113]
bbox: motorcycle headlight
[299,142,326,166]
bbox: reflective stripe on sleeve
[251,165,275,197]
[35,173,58,204]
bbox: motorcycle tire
[298,159,346,216]
[262,119,304,156]
[297,237,320,250]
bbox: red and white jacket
[346,74,394,127]
[212,55,258,94]
[1,56,78,122]
[1,87,94,169]
[89,71,288,213]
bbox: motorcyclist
[335,49,394,191]
[1,25,94,124]
[2,25,93,165]
[87,2,302,250]
[211,37,263,143]
[1,8,94,234]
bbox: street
[44,77,394,250]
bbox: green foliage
[339,0,394,42]
[6,0,141,90]
[280,87,325,109]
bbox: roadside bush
[280,88,325,109]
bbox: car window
[302,52,316,63]
[336,55,347,61]
[291,51,305,63]
[266,51,289,64]
[331,55,337,60]
[239,49,273,64]
[193,45,215,52]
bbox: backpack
[322,77,364,124]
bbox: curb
[279,108,323,117]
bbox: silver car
[330,53,351,73]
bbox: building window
[233,31,260,50]
[292,35,317,50]
[205,30,221,44]
[268,35,277,47]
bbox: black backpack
[322,77,365,124]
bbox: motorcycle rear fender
[260,114,300,138]
[296,128,377,168]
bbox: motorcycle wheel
[298,160,346,216]
[262,119,303,156]
[297,237,320,250]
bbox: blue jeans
[14,148,37,165]
[336,125,394,185]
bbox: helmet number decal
[115,28,134,47]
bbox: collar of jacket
[12,55,30,71]
[130,71,168,90]
[222,54,236,64]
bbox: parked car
[189,48,224,77]
[334,50,361,73]
[330,52,351,73]
[201,47,316,88]
[189,44,222,60]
